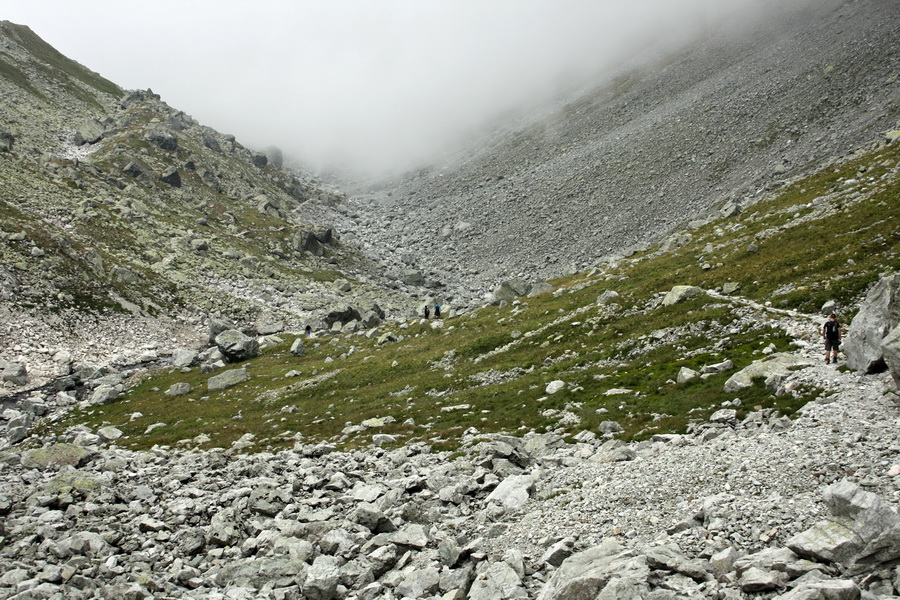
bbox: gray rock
[1,361,28,385]
[740,566,786,592]
[387,524,430,549]
[540,538,575,568]
[593,439,636,462]
[724,354,813,393]
[467,562,527,600]
[0,131,14,152]
[165,382,191,396]
[74,119,105,145]
[160,167,181,187]
[644,544,710,581]
[145,129,178,151]
[529,282,555,297]
[772,579,861,600]
[214,329,260,362]
[351,502,396,533]
[202,132,222,152]
[89,384,121,405]
[251,152,268,168]
[21,443,94,469]
[207,368,249,391]
[596,290,620,305]
[493,279,533,304]
[662,285,704,306]
[294,230,325,256]
[207,508,243,547]
[97,426,123,441]
[395,566,441,599]
[786,481,900,570]
[123,160,150,179]
[6,426,28,444]
[303,555,341,600]
[266,146,283,168]
[290,338,306,357]
[170,349,198,368]
[248,485,290,517]
[844,273,900,373]
[486,472,539,508]
[402,270,427,286]
[881,324,900,390]
[208,317,237,343]
[536,540,649,600]
[702,359,734,374]
[677,367,700,383]
[710,408,738,423]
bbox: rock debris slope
[0,21,418,391]
[0,362,897,599]
[320,0,900,305]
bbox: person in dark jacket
[822,314,842,364]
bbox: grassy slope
[50,140,900,453]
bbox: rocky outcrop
[883,324,900,390]
[844,273,900,373]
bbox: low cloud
[7,0,782,176]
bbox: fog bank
[6,0,784,176]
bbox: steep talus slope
[330,0,900,305]
[0,22,418,390]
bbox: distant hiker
[822,314,842,364]
[305,324,312,337]
[434,304,441,318]
[424,306,430,319]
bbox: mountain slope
[0,22,418,389]
[328,0,900,305]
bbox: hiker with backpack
[822,313,842,364]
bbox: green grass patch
[45,140,899,453]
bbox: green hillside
[48,138,900,453]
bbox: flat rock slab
[208,368,249,391]
[724,353,814,393]
[21,443,95,469]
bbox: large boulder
[0,361,28,385]
[208,368,249,391]
[662,285,704,306]
[21,444,95,469]
[536,540,650,600]
[882,324,900,390]
[74,119,105,145]
[208,316,237,344]
[293,230,325,256]
[786,480,900,572]
[214,330,260,362]
[493,279,532,304]
[844,273,900,373]
[324,306,361,329]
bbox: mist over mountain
[5,0,796,176]
[1,3,900,600]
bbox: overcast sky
[5,1,770,176]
